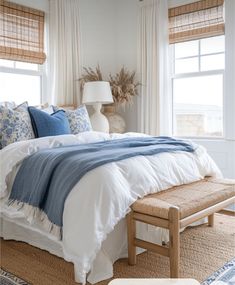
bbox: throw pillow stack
[0,102,92,149]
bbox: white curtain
[138,0,170,136]
[49,0,81,106]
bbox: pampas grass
[79,65,140,108]
[109,67,140,108]
[79,65,103,91]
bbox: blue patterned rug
[202,258,235,285]
[0,268,30,285]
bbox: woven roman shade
[169,0,225,44]
[0,0,46,64]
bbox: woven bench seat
[132,178,235,220]
[127,178,235,279]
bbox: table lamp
[82,81,114,133]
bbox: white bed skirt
[0,212,175,284]
[1,208,207,285]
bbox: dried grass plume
[109,67,140,108]
[79,65,140,108]
[79,65,103,91]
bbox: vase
[103,105,126,134]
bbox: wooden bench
[127,178,235,277]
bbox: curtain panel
[49,0,81,106]
[138,0,170,136]
[0,0,46,64]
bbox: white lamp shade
[82,81,113,104]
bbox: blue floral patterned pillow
[0,102,35,149]
[54,105,92,134]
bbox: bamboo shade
[168,0,225,44]
[0,0,46,64]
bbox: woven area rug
[202,257,235,285]
[0,268,30,285]
[1,214,235,285]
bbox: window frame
[170,37,225,139]
[0,61,45,105]
[0,1,48,106]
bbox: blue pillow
[28,107,71,138]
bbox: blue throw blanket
[9,136,194,232]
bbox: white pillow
[0,101,16,108]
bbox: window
[168,0,225,138]
[0,1,46,105]
[171,36,224,138]
[0,59,42,105]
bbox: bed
[0,129,222,284]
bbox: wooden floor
[1,214,235,285]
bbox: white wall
[115,0,139,132]
[79,0,117,77]
[168,0,198,8]
[79,0,139,131]
[8,0,49,11]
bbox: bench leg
[208,214,214,227]
[127,211,136,265]
[169,207,180,278]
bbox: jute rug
[1,214,235,285]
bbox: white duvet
[0,131,222,284]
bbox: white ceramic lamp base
[90,103,110,133]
